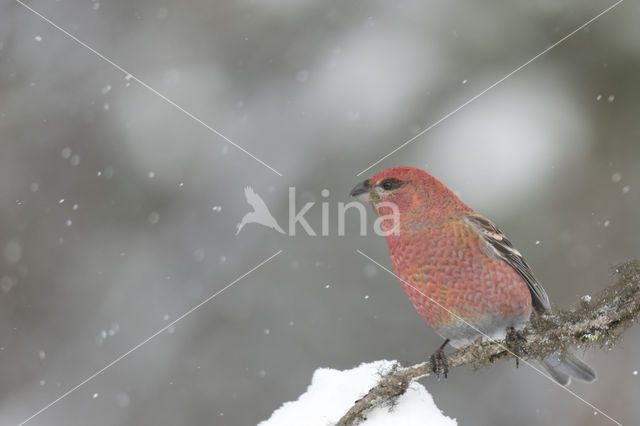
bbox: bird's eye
[381,180,395,190]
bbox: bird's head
[350,166,468,222]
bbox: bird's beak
[350,180,372,201]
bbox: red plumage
[367,166,531,346]
[352,166,596,384]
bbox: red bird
[351,166,596,385]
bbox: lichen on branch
[336,259,640,426]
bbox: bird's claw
[430,339,450,379]
[505,327,527,368]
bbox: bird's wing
[244,186,270,211]
[465,212,551,314]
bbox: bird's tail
[542,352,597,385]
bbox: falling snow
[94,323,119,344]
[6,6,637,426]
[108,323,120,336]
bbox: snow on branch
[336,259,640,426]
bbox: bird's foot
[430,339,450,379]
[505,327,527,368]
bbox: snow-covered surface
[259,360,456,426]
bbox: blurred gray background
[1,0,639,425]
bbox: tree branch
[336,259,640,426]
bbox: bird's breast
[385,223,532,332]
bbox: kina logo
[235,186,400,237]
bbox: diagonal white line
[356,0,625,177]
[18,250,283,426]
[15,0,283,177]
[357,249,622,426]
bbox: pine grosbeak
[351,166,595,384]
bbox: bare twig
[336,259,640,426]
